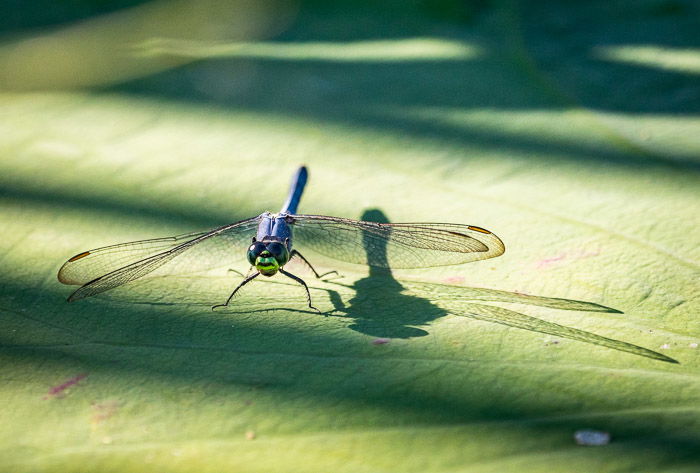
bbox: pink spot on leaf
[536,254,566,269]
[536,249,601,269]
[442,276,465,285]
[372,338,391,345]
[43,373,88,400]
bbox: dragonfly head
[247,239,290,277]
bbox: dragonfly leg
[227,265,255,278]
[279,268,321,313]
[227,268,245,277]
[289,250,339,280]
[212,272,260,310]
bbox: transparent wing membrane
[58,230,207,285]
[58,217,261,301]
[290,215,505,269]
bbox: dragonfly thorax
[247,238,290,276]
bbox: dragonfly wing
[59,216,261,301]
[290,214,504,269]
[58,230,208,285]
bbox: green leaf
[1,1,699,472]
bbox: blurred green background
[1,0,699,471]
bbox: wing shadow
[325,208,676,363]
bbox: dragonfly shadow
[327,209,446,339]
[329,208,676,363]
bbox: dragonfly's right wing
[58,216,261,301]
[58,230,209,286]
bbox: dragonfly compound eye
[266,242,290,265]
[247,242,267,265]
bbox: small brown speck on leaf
[91,400,120,425]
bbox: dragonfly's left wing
[290,214,504,269]
[58,216,261,301]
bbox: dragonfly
[58,166,505,310]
